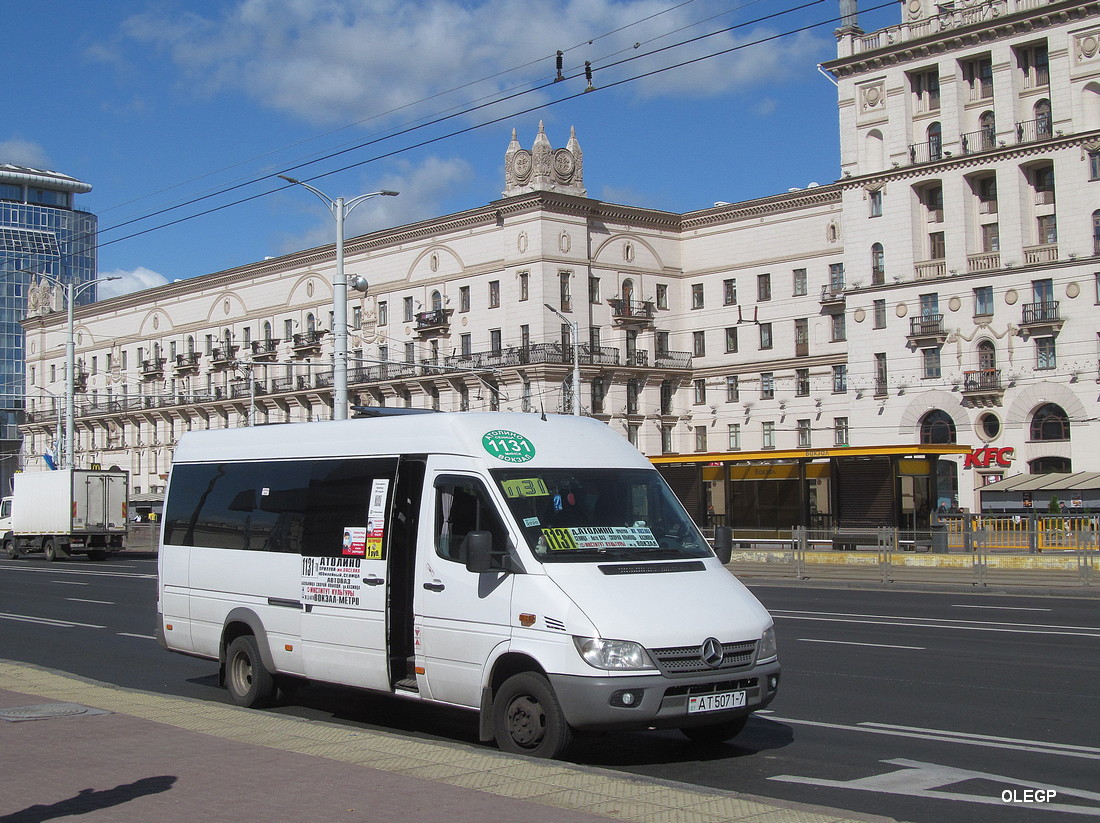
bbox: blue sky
[2,0,900,298]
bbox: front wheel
[225,635,277,708]
[492,672,572,759]
[680,714,748,744]
[3,539,18,559]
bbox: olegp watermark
[1002,789,1057,804]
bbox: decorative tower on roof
[503,122,585,198]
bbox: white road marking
[117,632,155,640]
[65,598,114,605]
[50,581,89,585]
[0,611,105,629]
[772,609,1100,638]
[951,604,1052,611]
[797,638,925,650]
[772,758,1100,816]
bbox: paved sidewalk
[0,661,901,823]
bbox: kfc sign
[964,447,1014,469]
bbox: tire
[492,672,572,759]
[680,714,748,744]
[225,635,277,708]
[4,539,18,559]
[43,540,59,562]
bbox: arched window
[920,409,956,444]
[871,243,885,284]
[928,122,942,160]
[186,335,195,354]
[622,278,634,303]
[306,313,316,333]
[431,290,443,311]
[864,129,885,172]
[263,321,272,342]
[979,111,996,149]
[223,328,232,345]
[1030,403,1069,441]
[1035,99,1052,138]
[977,339,996,372]
[1029,456,1071,474]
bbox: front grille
[664,676,759,697]
[649,639,757,677]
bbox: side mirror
[713,525,733,565]
[464,530,494,574]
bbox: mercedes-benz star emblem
[700,637,724,669]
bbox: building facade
[1,163,97,493]
[19,0,1100,529]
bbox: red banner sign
[964,447,1014,469]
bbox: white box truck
[157,412,780,758]
[2,468,129,561]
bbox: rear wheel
[680,715,748,744]
[492,672,572,759]
[43,540,59,562]
[225,635,277,708]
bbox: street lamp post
[544,303,581,416]
[280,175,398,421]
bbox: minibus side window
[434,476,508,564]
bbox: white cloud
[120,1,827,125]
[0,138,52,168]
[97,266,170,299]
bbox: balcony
[908,140,943,165]
[608,298,656,328]
[1015,118,1053,145]
[653,350,693,370]
[1023,243,1058,265]
[962,368,1004,408]
[914,260,947,280]
[624,350,649,368]
[907,314,947,347]
[414,308,453,338]
[174,352,200,375]
[141,358,166,381]
[960,129,997,155]
[1019,300,1062,337]
[967,252,1001,273]
[230,380,266,399]
[291,330,327,356]
[250,338,280,361]
[209,346,239,370]
[819,284,845,312]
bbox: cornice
[683,186,843,230]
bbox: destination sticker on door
[482,430,535,463]
[302,556,363,606]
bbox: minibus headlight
[573,637,653,670]
[758,625,778,662]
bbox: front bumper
[548,658,780,731]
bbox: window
[757,273,771,301]
[1034,99,1053,139]
[793,269,807,296]
[459,286,470,312]
[1030,403,1069,440]
[796,368,810,396]
[794,318,808,355]
[974,286,994,316]
[762,421,776,450]
[694,426,708,453]
[405,342,415,363]
[489,280,501,308]
[726,376,739,402]
[832,364,847,393]
[920,410,956,444]
[1094,212,1100,256]
[352,306,362,330]
[520,325,531,350]
[590,326,600,349]
[871,243,885,284]
[725,326,738,353]
[963,55,993,100]
[760,372,774,400]
[1033,164,1055,204]
[875,352,888,395]
[434,476,509,564]
[587,276,598,304]
[1037,214,1057,245]
[692,283,705,309]
[727,423,741,450]
[693,379,707,405]
[982,223,1000,253]
[922,347,941,378]
[661,424,674,454]
[978,111,997,151]
[402,297,414,322]
[912,67,940,112]
[831,313,846,342]
[1018,42,1049,88]
[829,263,844,291]
[929,231,946,260]
[558,272,571,311]
[723,279,737,305]
[693,331,706,357]
[869,189,882,217]
[656,284,668,310]
[655,330,668,356]
[627,380,640,415]
[519,271,529,301]
[1035,336,1056,369]
[460,333,472,356]
[627,424,639,447]
[1090,152,1100,182]
[797,419,811,448]
[759,322,773,350]
[834,417,849,446]
[927,122,943,161]
[659,380,674,414]
[874,299,886,329]
[490,329,502,354]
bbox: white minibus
[156,412,779,758]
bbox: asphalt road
[1,554,1097,823]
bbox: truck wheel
[492,672,572,759]
[43,540,59,562]
[4,539,18,559]
[225,635,277,709]
[680,715,748,744]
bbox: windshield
[491,468,712,563]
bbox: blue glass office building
[0,164,96,491]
